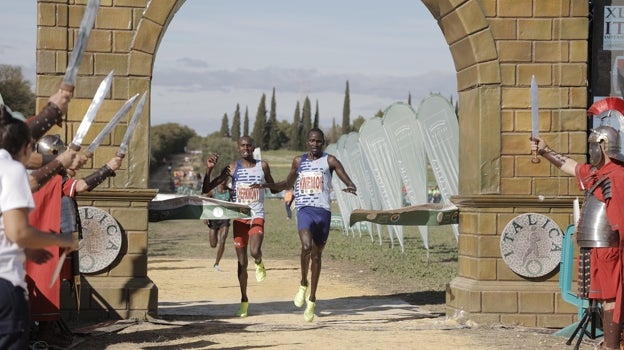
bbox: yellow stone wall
[37,0,591,326]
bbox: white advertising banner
[358,117,405,251]
[417,94,460,240]
[326,143,351,235]
[382,102,430,255]
[345,132,383,244]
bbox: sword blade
[531,75,539,138]
[69,71,113,151]
[62,0,101,90]
[117,92,147,157]
[49,251,67,288]
[84,93,139,157]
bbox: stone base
[446,276,578,328]
[60,276,158,322]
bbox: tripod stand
[566,298,602,350]
[566,247,602,350]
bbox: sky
[0,1,457,136]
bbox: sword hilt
[59,83,75,94]
[531,148,541,163]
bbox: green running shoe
[294,285,307,308]
[237,302,249,317]
[304,299,315,322]
[255,261,266,282]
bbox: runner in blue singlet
[255,128,357,322]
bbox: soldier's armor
[577,177,619,248]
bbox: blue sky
[0,1,456,136]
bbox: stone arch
[35,0,588,326]
[422,0,502,195]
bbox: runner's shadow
[157,293,441,321]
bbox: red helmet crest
[588,97,624,117]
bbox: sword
[61,0,101,92]
[117,92,147,158]
[68,71,114,151]
[49,238,83,288]
[530,75,540,164]
[84,94,139,157]
[49,251,67,288]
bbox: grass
[261,149,300,181]
[148,198,458,295]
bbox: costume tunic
[576,161,624,322]
[26,176,78,321]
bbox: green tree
[200,135,238,177]
[300,96,312,150]
[352,115,366,132]
[290,101,301,151]
[219,113,230,137]
[150,123,197,172]
[0,64,35,116]
[244,106,250,136]
[408,92,412,105]
[268,87,280,150]
[374,110,384,118]
[342,80,351,135]
[231,104,241,141]
[251,93,267,149]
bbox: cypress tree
[328,117,339,144]
[300,97,312,150]
[219,113,230,137]
[252,94,267,149]
[313,99,319,128]
[268,87,280,150]
[342,80,351,134]
[291,101,301,151]
[231,104,241,141]
[243,106,250,136]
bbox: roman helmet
[36,134,66,155]
[587,126,624,166]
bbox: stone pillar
[429,0,590,327]
[36,0,182,321]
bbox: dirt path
[73,257,600,350]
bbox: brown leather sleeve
[26,102,63,140]
[538,146,568,168]
[83,164,116,191]
[31,159,64,187]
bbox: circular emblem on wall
[78,206,123,274]
[499,213,563,278]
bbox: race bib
[236,183,260,204]
[299,171,323,194]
